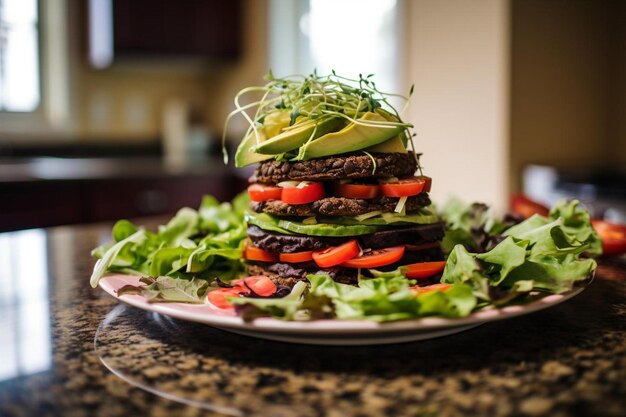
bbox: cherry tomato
[408,283,452,295]
[592,219,626,257]
[379,177,426,197]
[208,288,242,309]
[312,240,360,268]
[244,276,277,297]
[247,184,282,202]
[281,182,325,205]
[510,194,549,219]
[341,246,405,268]
[415,175,432,193]
[404,261,447,279]
[279,251,314,263]
[334,183,379,199]
[244,246,279,262]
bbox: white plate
[99,274,585,345]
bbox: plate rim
[99,274,586,336]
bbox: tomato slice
[408,283,452,295]
[244,246,279,262]
[379,177,426,197]
[248,184,282,202]
[244,276,277,297]
[592,219,626,256]
[279,251,314,263]
[341,246,405,268]
[334,183,379,199]
[281,182,325,205]
[416,175,432,193]
[208,288,242,309]
[404,261,447,279]
[510,194,549,219]
[312,240,360,268]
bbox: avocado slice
[295,111,406,160]
[364,134,407,153]
[245,211,383,236]
[277,219,383,236]
[234,110,293,167]
[253,117,345,155]
[234,129,273,167]
[262,110,292,138]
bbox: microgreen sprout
[222,71,417,164]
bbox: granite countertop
[0,221,624,417]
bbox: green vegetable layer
[91,195,600,321]
[232,200,600,321]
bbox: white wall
[403,0,510,212]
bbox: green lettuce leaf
[233,274,476,322]
[118,276,210,303]
[90,229,148,287]
[443,199,599,298]
[91,192,249,288]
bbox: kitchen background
[1,0,624,232]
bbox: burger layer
[252,152,417,183]
[247,246,445,286]
[247,224,444,253]
[250,193,431,217]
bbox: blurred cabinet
[88,0,242,66]
[1,166,239,232]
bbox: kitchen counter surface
[0,221,624,417]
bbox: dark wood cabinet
[0,158,240,232]
[113,0,242,60]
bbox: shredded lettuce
[442,200,600,299]
[232,274,476,322]
[234,200,599,321]
[90,193,250,288]
[93,194,599,321]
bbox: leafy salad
[91,196,601,322]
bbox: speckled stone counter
[0,222,624,417]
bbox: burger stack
[232,74,446,287]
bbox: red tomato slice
[208,288,242,309]
[281,182,325,205]
[248,184,282,202]
[592,219,626,256]
[510,194,549,219]
[379,177,426,197]
[404,261,447,279]
[244,276,277,297]
[244,246,279,262]
[408,283,452,295]
[312,240,360,268]
[279,251,314,263]
[334,183,379,199]
[341,246,405,268]
[416,175,432,193]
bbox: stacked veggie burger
[227,72,447,287]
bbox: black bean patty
[250,193,431,217]
[252,152,417,183]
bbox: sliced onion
[394,196,408,213]
[277,181,300,188]
[354,210,383,222]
